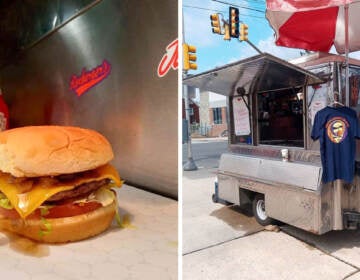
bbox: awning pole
[345,4,350,106]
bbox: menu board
[308,84,328,125]
[233,96,250,136]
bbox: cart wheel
[252,194,275,226]
[212,194,218,203]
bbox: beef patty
[47,179,110,202]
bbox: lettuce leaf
[38,217,52,238]
[0,192,13,209]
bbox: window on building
[213,108,222,124]
[189,108,194,116]
[257,88,304,147]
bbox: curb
[191,137,228,143]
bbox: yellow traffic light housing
[210,13,221,34]
[229,7,239,38]
[183,43,197,71]
[239,23,248,41]
[223,23,230,41]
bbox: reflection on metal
[0,0,178,198]
[0,0,100,68]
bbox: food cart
[184,52,360,234]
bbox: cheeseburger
[0,125,122,243]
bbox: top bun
[0,126,114,177]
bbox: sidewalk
[182,167,360,280]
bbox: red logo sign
[70,60,111,96]
[157,39,178,77]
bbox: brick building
[199,90,227,137]
[182,98,200,124]
[208,99,227,137]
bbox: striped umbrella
[266,0,360,104]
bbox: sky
[182,0,360,101]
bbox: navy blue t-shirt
[311,106,360,183]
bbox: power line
[235,0,266,8]
[211,0,265,13]
[183,5,225,14]
[183,4,266,20]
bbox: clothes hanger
[331,91,344,107]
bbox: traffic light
[210,13,221,34]
[239,23,248,41]
[183,43,197,71]
[229,7,239,38]
[223,23,230,41]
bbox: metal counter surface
[0,0,178,198]
[0,185,178,280]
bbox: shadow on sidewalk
[210,204,262,232]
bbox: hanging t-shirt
[311,106,360,183]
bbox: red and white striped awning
[266,0,360,54]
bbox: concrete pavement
[182,165,360,280]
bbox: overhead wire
[183,4,267,20]
[211,0,266,13]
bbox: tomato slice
[0,207,21,219]
[44,202,102,218]
[0,201,102,220]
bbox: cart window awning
[183,53,324,96]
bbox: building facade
[198,90,227,137]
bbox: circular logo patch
[326,118,348,143]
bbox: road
[182,138,360,280]
[182,138,227,169]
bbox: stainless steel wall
[0,0,178,198]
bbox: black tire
[252,193,275,226]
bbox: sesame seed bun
[0,126,114,177]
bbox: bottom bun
[0,201,116,243]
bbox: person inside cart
[275,101,291,116]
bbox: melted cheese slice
[0,164,122,219]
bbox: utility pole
[183,12,198,171]
[183,80,197,171]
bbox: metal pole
[345,4,350,106]
[245,40,262,54]
[333,179,343,230]
[183,80,198,171]
[182,8,197,171]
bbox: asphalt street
[182,138,360,280]
[182,137,227,169]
